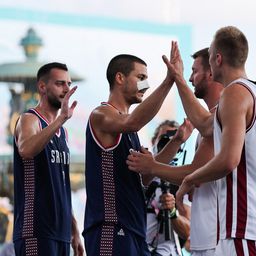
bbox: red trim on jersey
[229,82,256,132]
[101,102,121,113]
[236,145,247,238]
[89,115,121,150]
[216,81,256,132]
[234,239,244,256]
[226,172,233,238]
[217,199,220,244]
[63,127,68,142]
[30,108,61,137]
[247,240,256,256]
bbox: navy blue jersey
[83,104,147,238]
[13,109,72,242]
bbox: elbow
[222,156,241,174]
[18,147,34,159]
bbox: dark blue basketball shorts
[84,223,150,256]
[14,237,70,256]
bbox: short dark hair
[106,54,147,90]
[191,48,210,71]
[37,62,68,82]
[151,120,180,145]
[213,26,248,68]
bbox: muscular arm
[163,41,213,136]
[16,113,67,159]
[92,78,174,136]
[16,86,77,159]
[91,46,179,145]
[127,135,214,185]
[176,84,252,213]
[184,84,250,184]
[171,204,190,240]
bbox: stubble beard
[48,95,62,110]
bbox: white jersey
[190,134,218,251]
[214,78,256,240]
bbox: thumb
[140,146,149,154]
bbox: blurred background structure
[1,0,256,253]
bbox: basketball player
[82,52,193,256]
[13,63,84,256]
[171,27,256,255]
[127,48,223,255]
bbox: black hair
[37,62,68,82]
[106,54,147,90]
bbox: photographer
[146,120,191,256]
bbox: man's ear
[207,69,213,81]
[115,72,125,85]
[38,81,46,94]
[216,53,222,66]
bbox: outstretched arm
[163,41,213,136]
[176,84,251,214]
[92,44,185,136]
[127,135,214,185]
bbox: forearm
[18,115,66,158]
[71,213,79,237]
[155,138,182,164]
[175,76,212,135]
[171,214,190,240]
[188,154,232,186]
[151,162,194,185]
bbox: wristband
[170,207,178,219]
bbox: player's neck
[35,103,59,123]
[222,67,247,87]
[108,94,130,114]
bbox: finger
[126,158,139,168]
[140,146,150,155]
[173,41,178,56]
[176,43,182,58]
[127,164,139,172]
[65,86,78,100]
[73,245,78,256]
[70,100,78,111]
[171,41,175,59]
[79,245,84,256]
[140,145,148,153]
[162,55,169,65]
[129,149,142,157]
[127,154,134,161]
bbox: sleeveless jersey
[13,108,72,242]
[83,103,147,238]
[190,134,218,251]
[214,78,256,240]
